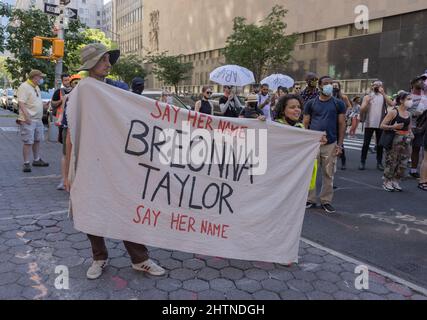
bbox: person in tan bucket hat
[64,43,165,280]
[77,43,120,72]
[17,69,50,173]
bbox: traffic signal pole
[54,3,65,90]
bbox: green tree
[224,5,297,83]
[111,54,147,87]
[65,28,113,74]
[4,8,56,88]
[0,56,12,87]
[148,52,193,92]
[2,7,112,87]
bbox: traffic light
[32,37,64,60]
[32,37,43,56]
[52,39,64,58]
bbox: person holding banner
[274,94,326,192]
[64,43,165,280]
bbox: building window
[335,25,350,39]
[303,32,315,43]
[315,30,327,42]
[350,24,367,36]
[368,19,383,34]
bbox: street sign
[44,3,59,16]
[44,3,78,20]
[66,8,78,20]
[363,58,369,74]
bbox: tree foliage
[4,8,56,88]
[2,7,113,88]
[111,54,146,87]
[147,52,193,92]
[224,5,297,83]
[65,28,113,74]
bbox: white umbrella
[261,74,295,91]
[210,65,255,87]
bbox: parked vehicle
[142,90,190,110]
[1,89,14,110]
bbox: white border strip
[301,237,427,297]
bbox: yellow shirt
[17,80,44,121]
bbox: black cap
[132,77,145,86]
[305,72,318,81]
[412,74,427,83]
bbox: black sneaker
[321,204,336,214]
[23,163,31,173]
[377,163,384,171]
[306,202,316,209]
[410,172,420,179]
[359,162,366,171]
[32,159,49,167]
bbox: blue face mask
[38,79,44,86]
[322,84,333,96]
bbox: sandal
[418,183,427,191]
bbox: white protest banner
[67,78,323,264]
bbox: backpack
[51,88,65,117]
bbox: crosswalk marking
[344,138,375,152]
[0,127,19,132]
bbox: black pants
[340,146,346,167]
[361,128,384,164]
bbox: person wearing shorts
[17,70,50,173]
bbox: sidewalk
[1,108,426,300]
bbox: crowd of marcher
[195,72,427,212]
[14,42,427,279]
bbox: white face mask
[404,100,413,109]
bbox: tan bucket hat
[246,94,259,103]
[28,69,47,79]
[77,43,120,72]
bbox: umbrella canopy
[261,74,295,91]
[210,65,255,87]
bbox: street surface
[0,108,426,300]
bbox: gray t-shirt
[366,94,385,129]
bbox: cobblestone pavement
[1,109,426,300]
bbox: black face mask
[132,85,144,95]
[374,87,380,93]
[247,102,258,109]
[333,88,340,95]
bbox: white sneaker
[392,181,403,192]
[383,181,394,192]
[56,181,65,190]
[132,259,166,276]
[86,260,108,280]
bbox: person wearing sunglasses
[293,84,302,95]
[194,86,214,115]
[219,85,242,118]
